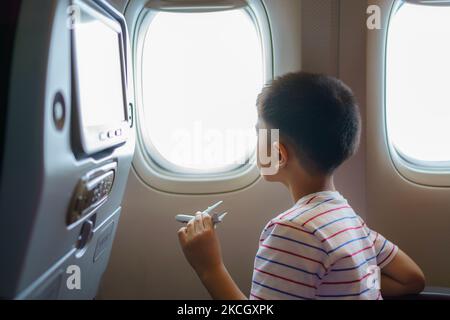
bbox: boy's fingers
[203,213,213,229]
[186,219,195,235]
[177,227,187,245]
[194,212,203,233]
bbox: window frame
[385,0,450,187]
[132,0,273,194]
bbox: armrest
[386,287,450,300]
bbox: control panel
[67,162,117,226]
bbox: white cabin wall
[366,0,450,287]
[98,0,369,299]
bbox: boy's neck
[287,174,336,204]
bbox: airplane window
[387,3,450,166]
[141,9,264,174]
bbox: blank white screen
[75,12,125,128]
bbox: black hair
[257,71,361,175]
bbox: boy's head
[256,71,361,180]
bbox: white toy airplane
[175,201,228,225]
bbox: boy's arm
[177,212,247,300]
[380,248,425,297]
[198,264,247,300]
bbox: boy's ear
[273,141,289,169]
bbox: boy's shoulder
[267,191,360,242]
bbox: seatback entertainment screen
[72,0,129,155]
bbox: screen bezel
[71,0,130,156]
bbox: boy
[177,72,425,300]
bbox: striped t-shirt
[250,191,398,300]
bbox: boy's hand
[177,212,247,300]
[177,212,224,279]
